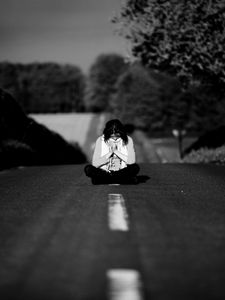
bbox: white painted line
[108,194,129,231]
[109,184,120,186]
[107,269,144,300]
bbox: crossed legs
[84,164,140,184]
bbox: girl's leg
[112,164,140,183]
[84,165,111,184]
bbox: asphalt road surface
[0,164,225,300]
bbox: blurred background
[1,0,225,169]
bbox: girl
[84,119,140,184]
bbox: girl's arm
[113,148,128,163]
[92,137,112,168]
[114,136,136,164]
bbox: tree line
[0,62,86,113]
[1,51,225,136]
[85,55,225,136]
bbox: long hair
[103,119,128,145]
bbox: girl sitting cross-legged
[84,119,140,184]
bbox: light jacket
[92,135,136,172]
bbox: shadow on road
[137,175,150,184]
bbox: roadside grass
[0,139,36,169]
[183,146,225,165]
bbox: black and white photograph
[0,0,225,299]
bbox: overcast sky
[0,0,126,72]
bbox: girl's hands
[110,143,117,153]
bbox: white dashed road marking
[108,194,129,231]
[107,194,144,299]
[107,269,144,300]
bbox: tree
[21,63,86,113]
[111,62,182,134]
[84,53,127,112]
[111,63,160,129]
[187,84,225,133]
[0,62,86,113]
[0,62,20,99]
[113,0,225,90]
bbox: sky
[0,0,126,72]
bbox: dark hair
[103,119,128,145]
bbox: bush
[183,126,225,155]
[183,146,225,165]
[0,87,29,140]
[0,139,37,169]
[0,89,87,170]
[22,118,87,165]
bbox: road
[29,113,184,164]
[29,113,174,163]
[0,163,225,300]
